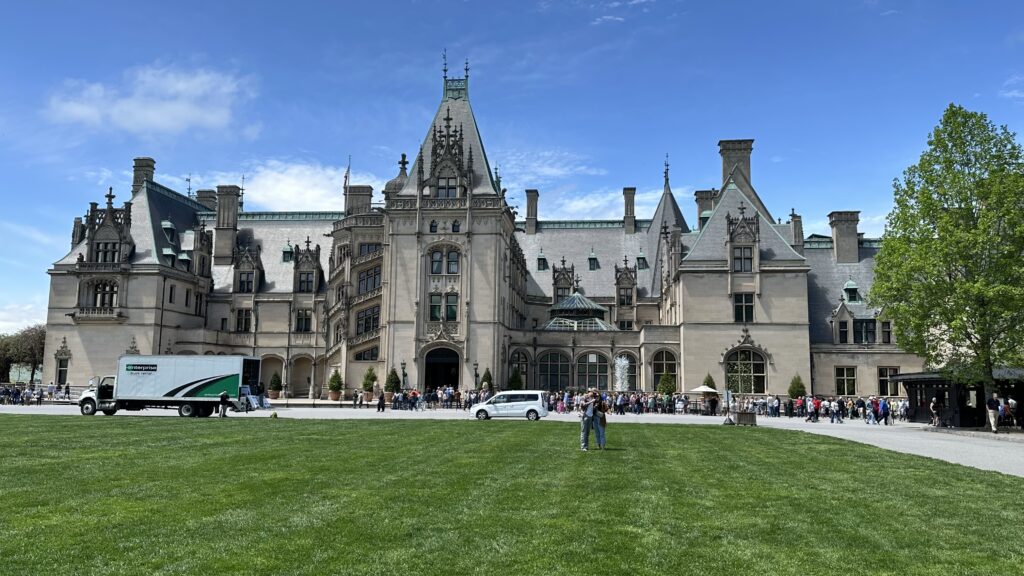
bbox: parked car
[471,390,549,421]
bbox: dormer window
[238,271,254,293]
[437,171,458,198]
[636,256,648,270]
[94,242,120,263]
[537,257,548,270]
[843,280,860,302]
[452,220,461,233]
[732,246,753,272]
[430,220,438,233]
[282,244,293,263]
[589,257,599,270]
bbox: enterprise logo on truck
[125,364,158,373]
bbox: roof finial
[398,153,408,174]
[185,173,192,197]
[442,48,448,80]
[464,58,470,78]
[664,153,670,180]
[561,256,566,267]
[623,254,629,267]
[573,274,582,291]
[240,174,246,210]
[738,201,746,217]
[305,236,311,251]
[105,187,115,208]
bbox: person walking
[593,394,608,450]
[579,391,596,451]
[218,390,230,417]
[986,392,1001,433]
[377,392,386,413]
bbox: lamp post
[473,362,480,389]
[401,360,407,390]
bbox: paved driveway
[4,404,1023,477]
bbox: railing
[73,307,124,322]
[351,287,382,307]
[225,332,253,346]
[290,332,323,347]
[334,214,384,231]
[421,198,467,210]
[351,250,383,267]
[348,328,381,346]
[427,275,460,289]
[75,262,128,272]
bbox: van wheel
[80,400,96,416]
[178,403,196,417]
[526,410,540,421]
[101,408,118,416]
[475,410,490,420]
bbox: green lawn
[1,416,1022,575]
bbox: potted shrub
[328,369,344,402]
[385,368,401,403]
[362,367,377,403]
[268,372,282,400]
[787,374,807,400]
[480,367,493,391]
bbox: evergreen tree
[362,367,377,392]
[507,367,523,390]
[385,368,401,393]
[328,370,344,392]
[658,372,676,395]
[787,374,806,399]
[702,373,717,390]
[480,367,493,390]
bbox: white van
[471,390,549,421]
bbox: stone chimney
[694,189,719,230]
[828,211,860,263]
[525,189,539,234]
[195,189,217,211]
[213,185,241,265]
[718,140,753,185]
[71,217,85,247]
[790,209,804,255]
[623,187,636,234]
[132,157,155,195]
[345,185,373,216]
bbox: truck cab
[78,376,116,416]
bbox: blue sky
[1,0,1022,332]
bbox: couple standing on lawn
[579,389,608,451]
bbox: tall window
[555,286,571,302]
[56,358,69,385]
[185,289,191,308]
[94,242,119,263]
[588,257,599,270]
[445,293,458,321]
[726,349,767,394]
[354,347,379,361]
[878,367,900,397]
[168,285,176,304]
[510,350,529,389]
[237,272,254,293]
[297,272,314,293]
[576,353,609,389]
[430,251,443,274]
[357,266,381,294]
[835,366,857,396]
[618,287,633,306]
[334,322,344,346]
[358,243,382,256]
[356,305,380,335]
[538,352,570,391]
[653,351,676,389]
[881,321,892,344]
[734,293,754,323]
[616,354,637,391]
[732,246,753,272]
[446,251,460,274]
[295,309,312,333]
[437,174,458,198]
[235,309,252,332]
[93,282,118,307]
[429,294,442,321]
[853,320,876,344]
[838,321,849,344]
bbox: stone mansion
[42,70,923,398]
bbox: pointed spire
[442,48,448,80]
[663,153,672,194]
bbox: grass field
[1,415,1022,575]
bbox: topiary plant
[788,374,807,399]
[507,367,523,390]
[703,373,716,390]
[269,372,283,392]
[480,368,493,390]
[362,367,377,392]
[658,372,676,395]
[328,370,343,392]
[385,368,401,393]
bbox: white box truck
[79,355,261,417]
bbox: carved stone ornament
[125,336,140,355]
[54,337,72,360]
[427,321,458,342]
[718,327,774,365]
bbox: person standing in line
[579,391,596,452]
[63,383,71,400]
[986,392,1001,433]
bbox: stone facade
[42,71,924,399]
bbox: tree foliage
[385,368,401,393]
[328,370,344,392]
[657,372,676,395]
[702,373,717,390]
[0,334,13,383]
[871,104,1024,385]
[507,367,523,390]
[788,374,807,399]
[269,372,282,391]
[0,325,45,383]
[361,367,378,392]
[480,368,493,390]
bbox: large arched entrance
[424,348,459,391]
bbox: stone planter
[384,392,394,404]
[268,390,281,400]
[328,390,341,402]
[362,391,375,403]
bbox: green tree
[362,367,378,392]
[657,372,676,395]
[788,374,806,399]
[871,104,1024,388]
[328,370,344,392]
[507,367,523,390]
[0,334,13,384]
[385,368,401,393]
[12,325,45,383]
[269,372,282,391]
[702,373,716,390]
[480,367,493,390]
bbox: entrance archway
[424,348,459,391]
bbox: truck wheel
[178,403,196,417]
[198,406,213,417]
[101,408,118,416]
[80,400,97,416]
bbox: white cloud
[0,302,46,334]
[804,212,889,238]
[880,9,898,16]
[770,155,785,163]
[542,186,684,220]
[0,221,65,247]
[45,64,256,136]
[591,15,625,25]
[165,160,386,212]
[495,148,607,193]
[1000,74,1024,99]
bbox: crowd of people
[794,395,909,424]
[0,383,71,405]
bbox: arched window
[93,282,118,308]
[725,349,767,394]
[429,220,438,233]
[452,220,461,233]
[430,251,443,274]
[652,350,676,391]
[614,354,637,391]
[510,350,529,389]
[576,352,609,390]
[538,352,570,391]
[446,251,460,274]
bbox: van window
[490,395,508,404]
[524,394,539,402]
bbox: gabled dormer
[293,237,323,294]
[82,187,134,267]
[614,256,637,307]
[726,201,760,275]
[233,244,264,294]
[552,257,575,304]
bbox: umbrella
[689,385,719,394]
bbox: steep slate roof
[804,241,882,344]
[399,77,497,196]
[550,291,609,315]
[682,179,803,264]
